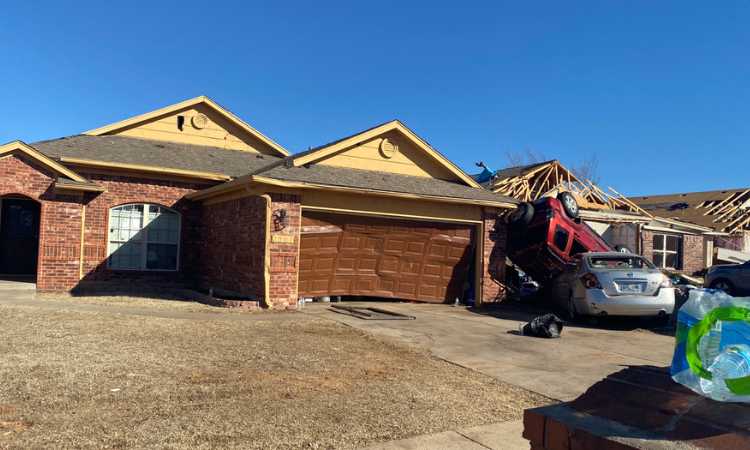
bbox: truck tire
[509,202,534,227]
[557,192,579,219]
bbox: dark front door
[0,199,41,275]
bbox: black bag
[521,313,564,338]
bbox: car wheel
[509,202,534,227]
[710,279,735,296]
[557,192,579,219]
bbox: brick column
[481,207,508,304]
[267,193,301,310]
[37,193,85,292]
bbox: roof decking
[631,189,750,233]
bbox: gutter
[186,174,517,209]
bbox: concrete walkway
[363,420,528,450]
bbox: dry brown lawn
[0,297,550,449]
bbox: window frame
[553,225,570,253]
[651,233,682,270]
[106,203,181,272]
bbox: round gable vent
[191,113,209,129]
[379,138,398,159]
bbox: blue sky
[1,1,748,196]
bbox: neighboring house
[0,96,516,308]
[478,160,717,275]
[632,190,750,265]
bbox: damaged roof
[631,189,749,231]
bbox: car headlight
[659,275,673,288]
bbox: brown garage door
[299,211,474,303]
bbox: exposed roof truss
[699,189,750,233]
[488,160,648,215]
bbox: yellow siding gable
[104,104,277,154]
[86,96,289,156]
[313,130,461,181]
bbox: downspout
[79,204,86,280]
[259,194,272,309]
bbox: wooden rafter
[694,189,750,234]
[488,159,646,214]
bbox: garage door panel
[357,257,377,272]
[320,235,340,250]
[311,278,330,292]
[299,212,474,303]
[331,277,352,292]
[340,236,360,250]
[336,256,356,271]
[362,236,382,251]
[379,255,399,273]
[355,277,377,292]
[315,257,336,271]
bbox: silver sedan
[550,252,675,320]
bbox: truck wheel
[509,202,534,227]
[557,192,579,218]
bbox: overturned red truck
[507,193,611,283]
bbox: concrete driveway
[304,301,675,402]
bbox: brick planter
[523,365,750,450]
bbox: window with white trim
[108,204,180,271]
[652,233,682,269]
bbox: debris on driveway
[330,304,416,320]
[519,313,564,338]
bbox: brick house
[0,96,516,308]
[632,190,750,267]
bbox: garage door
[299,211,474,303]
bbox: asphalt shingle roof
[256,162,517,204]
[32,135,514,204]
[33,135,281,177]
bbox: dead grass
[0,300,551,449]
[38,292,228,313]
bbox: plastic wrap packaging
[671,289,750,402]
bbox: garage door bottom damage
[298,211,475,304]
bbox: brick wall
[77,172,209,288]
[682,234,705,275]
[199,195,266,299]
[267,193,301,310]
[197,192,301,310]
[482,207,508,303]
[0,153,84,291]
[641,230,705,275]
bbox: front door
[0,199,41,275]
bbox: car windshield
[587,256,654,270]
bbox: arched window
[108,204,180,271]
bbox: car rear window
[588,256,654,269]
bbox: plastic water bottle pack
[671,289,750,402]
